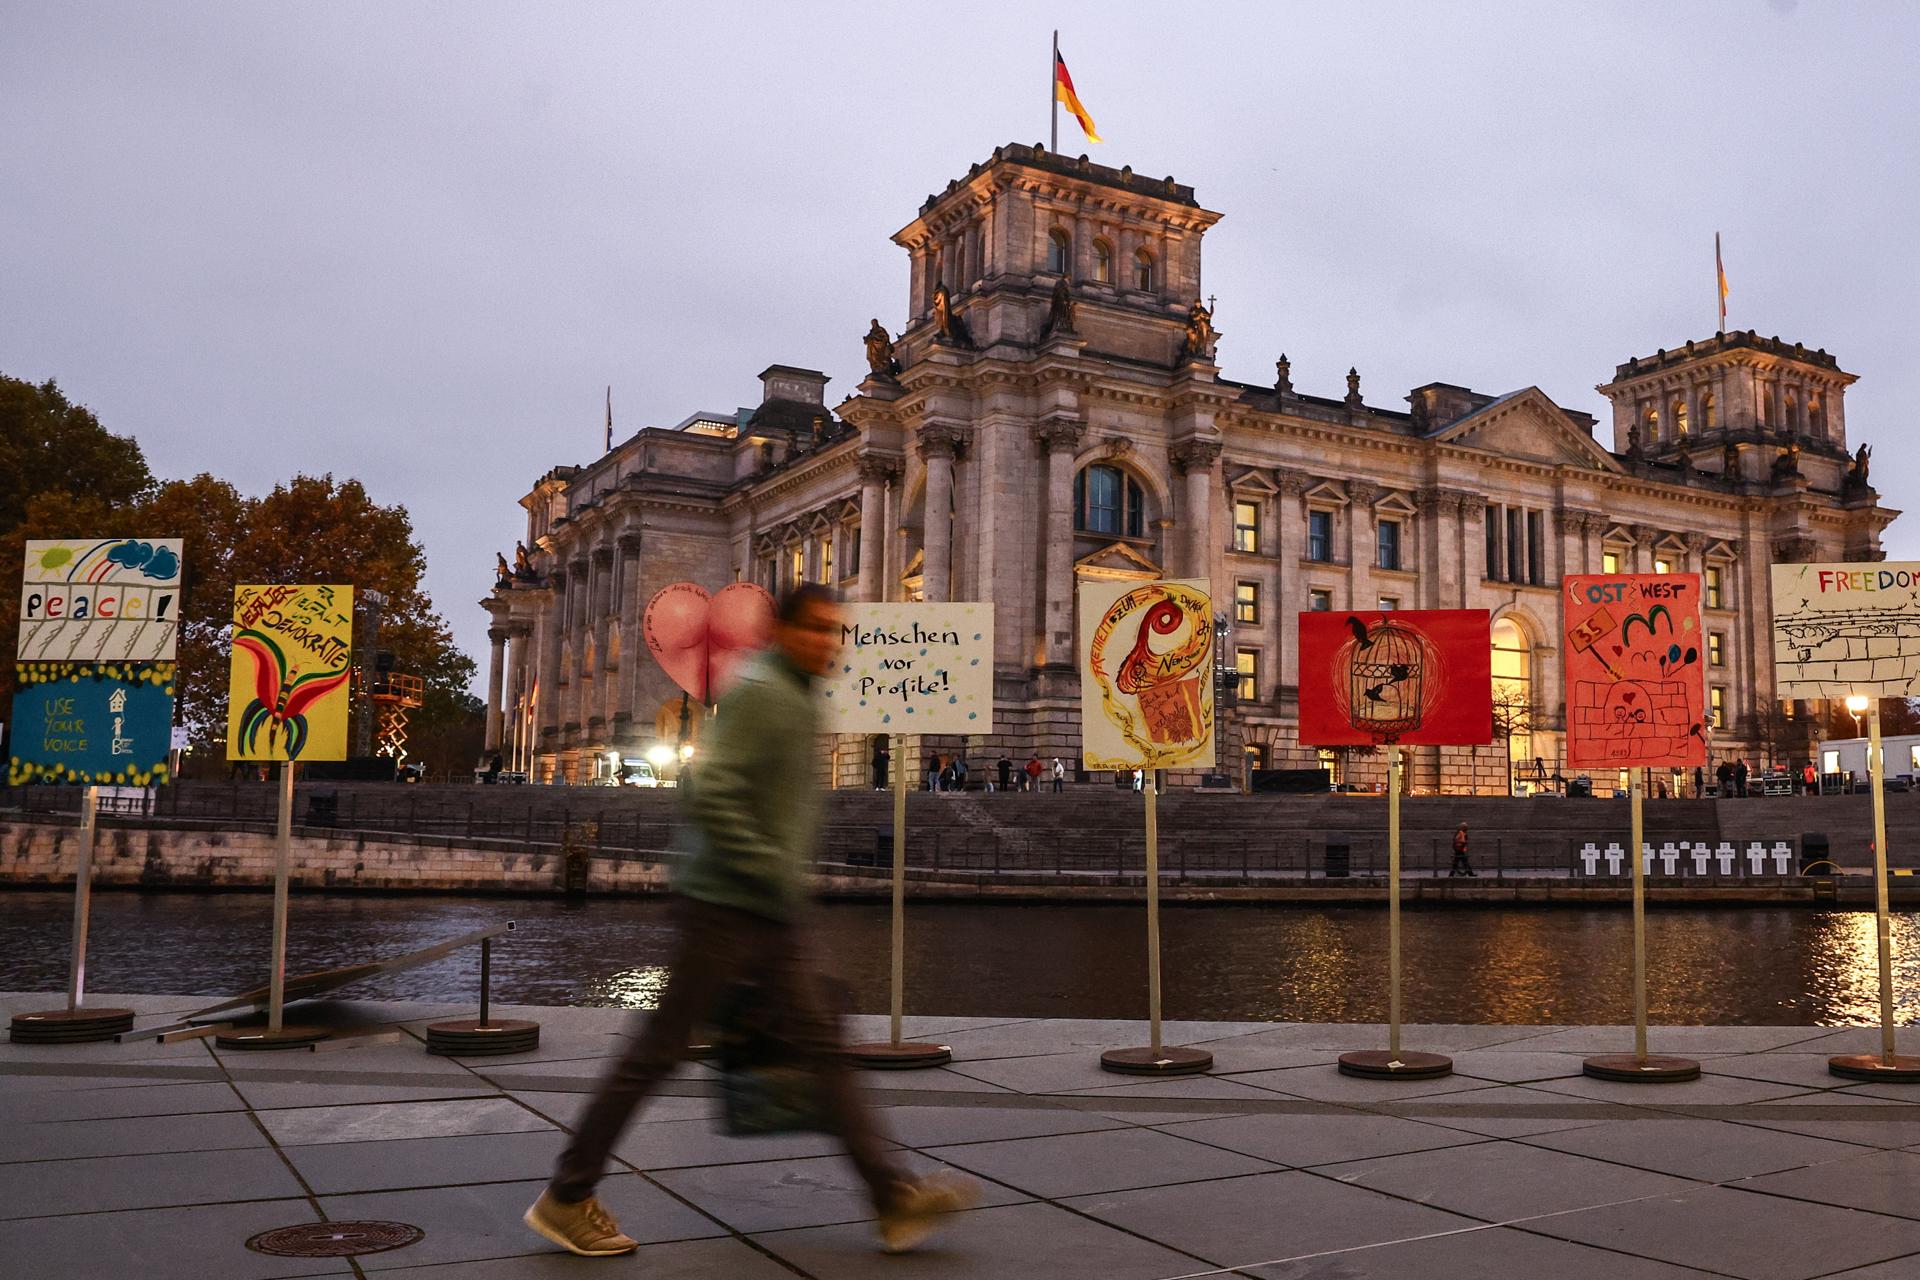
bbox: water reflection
[2,891,1917,1026]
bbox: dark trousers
[1449,853,1475,877]
[550,899,906,1207]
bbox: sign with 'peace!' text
[819,603,994,734]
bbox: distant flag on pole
[1054,48,1101,144]
[1715,232,1728,333]
[605,386,613,452]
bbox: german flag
[1055,50,1101,144]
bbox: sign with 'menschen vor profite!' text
[819,603,994,734]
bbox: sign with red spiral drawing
[1079,579,1214,770]
[226,584,354,762]
[1563,574,1706,767]
[1298,610,1493,745]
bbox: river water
[2,891,1917,1026]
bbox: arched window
[1643,405,1658,440]
[1134,249,1155,291]
[1785,390,1799,432]
[1491,618,1533,793]
[1074,464,1146,538]
[1092,239,1113,284]
[1047,228,1071,275]
[1808,395,1825,437]
[1700,391,1717,431]
[1672,398,1689,437]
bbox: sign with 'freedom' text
[819,603,994,734]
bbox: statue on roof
[1043,277,1076,338]
[1274,353,1293,396]
[1178,300,1217,363]
[1772,438,1803,481]
[863,318,900,378]
[514,541,533,576]
[1846,442,1872,490]
[1627,421,1644,459]
[931,282,971,347]
[495,552,512,584]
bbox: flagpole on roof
[1050,30,1059,153]
[605,386,613,453]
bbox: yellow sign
[1079,578,1214,771]
[226,584,354,761]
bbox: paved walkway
[5,995,1920,1279]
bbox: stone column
[857,459,893,603]
[589,546,614,728]
[918,427,962,602]
[1276,470,1311,689]
[1633,528,1655,574]
[1036,419,1085,665]
[1347,480,1378,611]
[616,533,643,730]
[1171,439,1222,580]
[504,623,528,770]
[1458,495,1487,607]
[566,557,590,728]
[1432,491,1463,609]
[536,575,565,752]
[484,626,507,751]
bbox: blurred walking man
[525,585,978,1257]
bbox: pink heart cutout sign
[643,582,775,703]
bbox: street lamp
[1847,694,1868,735]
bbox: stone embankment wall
[0,820,669,895]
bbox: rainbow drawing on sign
[17,537,183,661]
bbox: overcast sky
[5,1,1916,688]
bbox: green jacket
[671,649,821,922]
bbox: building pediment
[1074,541,1162,581]
[1227,467,1280,495]
[1432,387,1619,470]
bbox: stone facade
[484,142,1896,793]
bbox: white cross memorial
[1716,841,1736,875]
[1773,841,1793,875]
[1659,842,1681,875]
[1690,842,1711,876]
[1580,843,1601,876]
[1747,842,1768,875]
[1604,842,1625,875]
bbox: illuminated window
[1378,596,1398,611]
[1236,649,1259,702]
[1706,565,1724,608]
[818,536,833,584]
[1602,549,1622,575]
[1709,631,1724,667]
[1701,391,1717,430]
[1309,589,1332,612]
[1644,405,1659,440]
[1809,395,1825,437]
[1134,249,1155,291]
[1318,746,1343,786]
[1244,743,1266,782]
[1047,228,1070,274]
[1235,581,1259,624]
[1234,501,1260,553]
[1710,686,1726,729]
[1307,510,1333,561]
[1377,519,1402,571]
[1823,749,1840,774]
[1093,239,1113,284]
[1492,618,1532,774]
[1673,399,1689,436]
[1075,465,1145,538]
[787,544,803,587]
[1654,558,1672,575]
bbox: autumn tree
[0,376,151,535]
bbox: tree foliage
[0,374,475,772]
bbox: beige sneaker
[523,1189,639,1257]
[876,1171,983,1254]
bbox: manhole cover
[245,1221,424,1258]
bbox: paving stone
[1063,1076,1289,1102]
[1446,1049,1591,1083]
[610,1114,852,1170]
[0,1147,303,1219]
[925,1123,1276,1198]
[1155,1110,1487,1168]
[0,1109,266,1163]
[1523,1116,1869,1181]
[1230,1064,1501,1105]
[752,1200,1206,1279]
[652,1151,1027,1235]
[0,1197,347,1279]
[1818,1256,1920,1279]
[233,1079,499,1110]
[1739,1148,1920,1221]
[376,1236,791,1278]
[1528,1184,1920,1279]
[258,1096,554,1146]
[0,1081,242,1124]
[1732,1110,1920,1149]
[875,1101,1123,1148]
[1065,1168,1480,1267]
[1322,1137,1699,1220]
[322,1173,722,1270]
[1245,1223,1720,1279]
[941,1050,1147,1094]
[283,1130,563,1195]
[509,1089,721,1125]
[1524,1071,1812,1108]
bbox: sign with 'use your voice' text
[819,603,994,734]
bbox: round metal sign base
[1828,1053,1920,1083]
[1582,1053,1701,1082]
[215,1025,330,1052]
[246,1220,423,1258]
[8,1007,135,1044]
[845,1041,953,1069]
[1099,1045,1214,1076]
[1337,1050,1454,1080]
[424,1019,541,1057]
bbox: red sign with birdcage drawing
[1563,574,1706,768]
[1298,610,1493,746]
